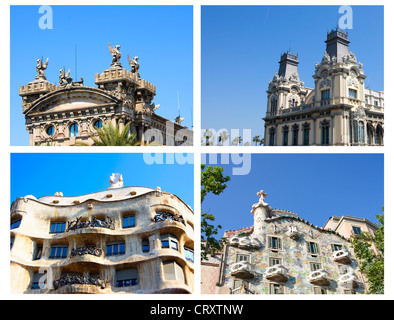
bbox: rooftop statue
[59,68,72,86]
[36,58,49,80]
[108,43,122,67]
[128,54,140,77]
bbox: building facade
[264,29,384,146]
[201,191,374,295]
[10,174,194,294]
[19,44,193,146]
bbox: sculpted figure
[59,68,72,86]
[128,54,140,77]
[108,43,122,67]
[36,58,49,80]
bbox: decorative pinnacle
[108,173,123,189]
[257,190,268,205]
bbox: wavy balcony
[230,261,254,279]
[264,265,289,283]
[338,272,359,289]
[332,249,352,264]
[309,269,330,286]
[229,236,261,250]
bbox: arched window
[321,120,330,145]
[271,96,278,114]
[46,126,55,136]
[70,123,78,137]
[94,120,102,129]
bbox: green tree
[92,121,140,146]
[253,135,261,146]
[201,164,230,260]
[351,208,384,294]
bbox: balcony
[309,269,330,286]
[230,261,254,279]
[286,226,299,240]
[53,272,108,291]
[264,265,289,283]
[229,236,261,250]
[338,272,359,289]
[332,249,352,264]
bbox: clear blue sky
[11,153,194,210]
[10,5,193,146]
[202,154,384,237]
[201,5,384,143]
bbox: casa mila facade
[201,191,369,295]
[19,44,193,146]
[10,174,194,294]
[264,28,384,146]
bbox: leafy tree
[218,131,229,146]
[351,208,384,294]
[92,121,140,146]
[201,164,230,260]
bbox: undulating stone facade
[10,174,194,294]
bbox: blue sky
[10,5,193,146]
[201,5,384,143]
[11,153,194,210]
[202,153,384,237]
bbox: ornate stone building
[264,29,384,146]
[201,191,375,295]
[19,44,193,146]
[10,174,194,294]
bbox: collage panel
[201,153,384,295]
[10,153,194,294]
[11,5,193,147]
[201,5,383,147]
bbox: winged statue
[108,43,122,67]
[59,68,72,86]
[36,57,49,80]
[128,54,140,77]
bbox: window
[160,233,179,251]
[46,126,55,136]
[11,218,21,230]
[185,247,194,263]
[302,124,310,146]
[106,241,125,256]
[339,265,350,275]
[49,245,68,259]
[32,272,46,290]
[358,121,365,143]
[331,244,343,252]
[310,262,322,272]
[236,254,250,262]
[292,125,299,146]
[352,226,362,235]
[321,120,330,145]
[70,123,78,137]
[349,89,357,99]
[233,279,248,290]
[269,257,282,266]
[321,89,330,101]
[268,236,282,250]
[162,261,185,282]
[374,100,378,106]
[123,215,135,228]
[282,126,289,146]
[10,237,15,250]
[116,268,138,287]
[50,222,66,234]
[142,239,150,253]
[34,245,43,260]
[307,242,320,255]
[269,283,284,294]
[314,287,327,294]
[269,128,276,146]
[271,97,278,114]
[94,120,102,129]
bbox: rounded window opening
[46,125,55,136]
[70,123,78,137]
[94,120,102,129]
